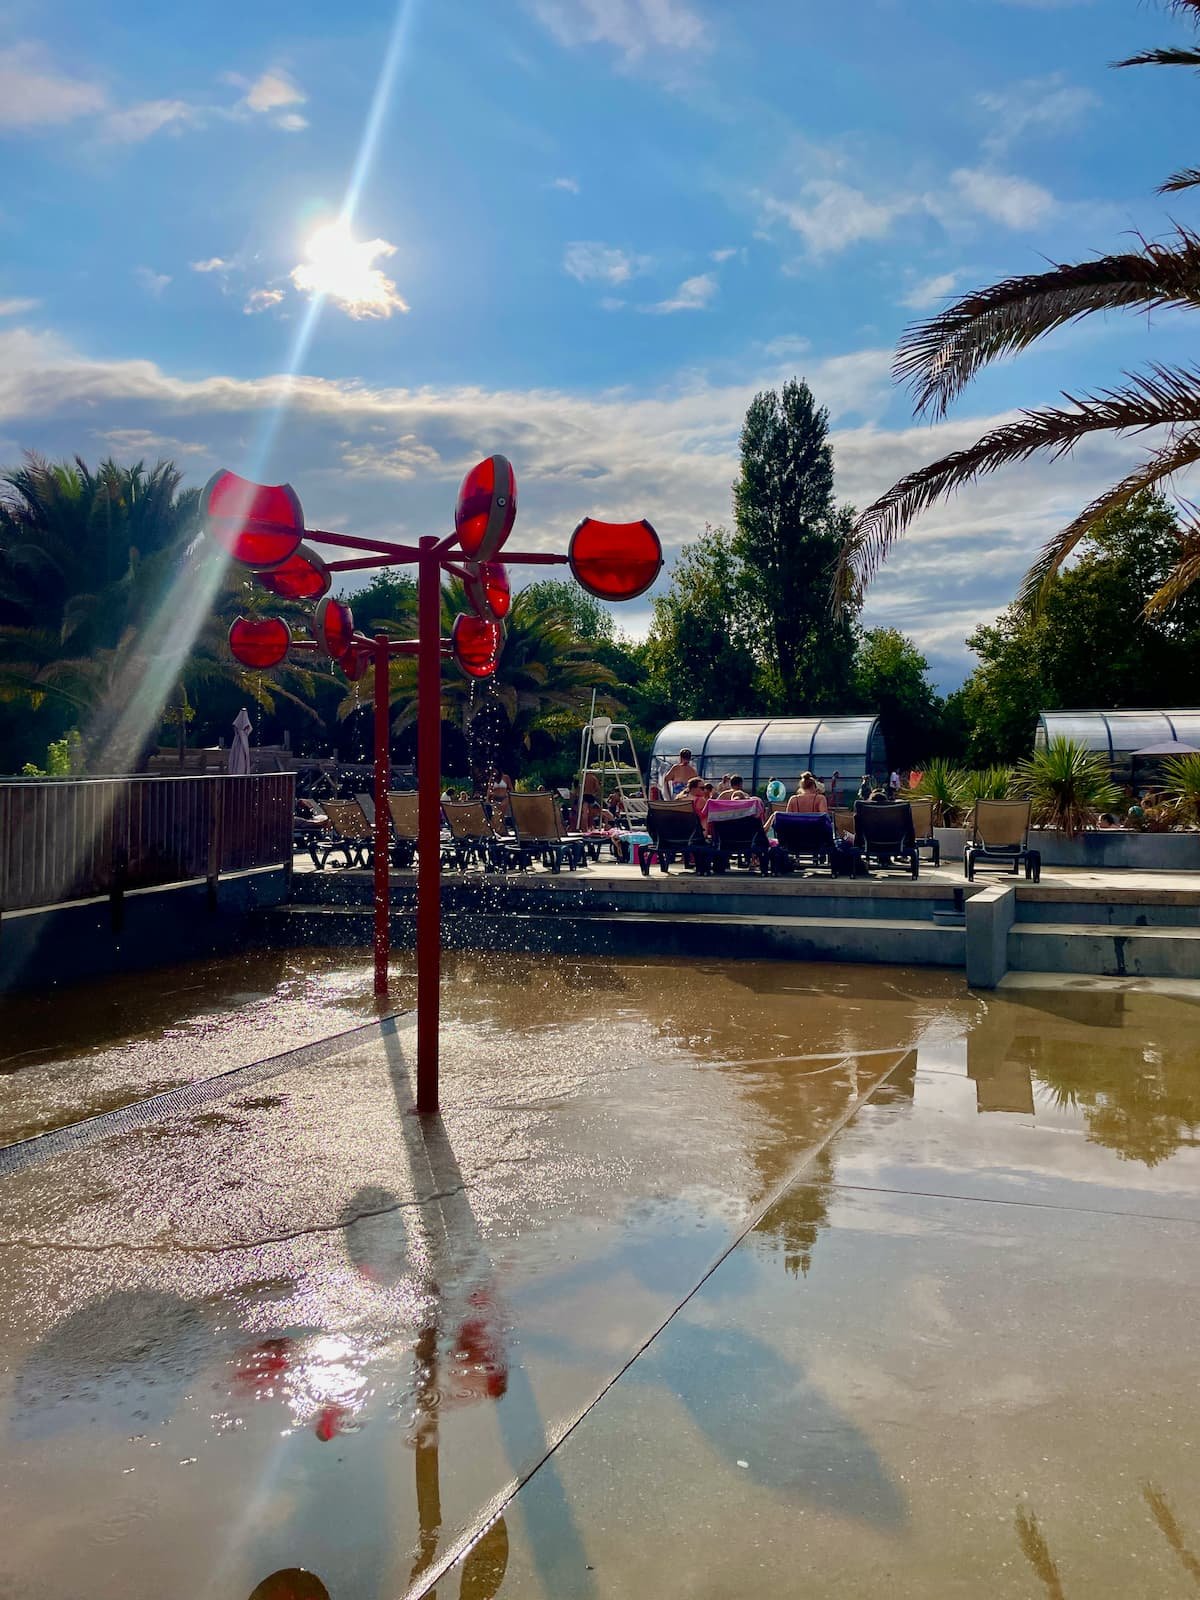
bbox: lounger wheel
[910,852,919,880]
[932,843,941,867]
[964,849,974,881]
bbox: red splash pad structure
[206,456,661,1114]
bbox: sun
[290,220,409,319]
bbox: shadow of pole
[379,1022,595,1600]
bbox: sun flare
[290,220,409,319]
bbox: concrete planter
[936,824,1200,871]
[1031,828,1200,871]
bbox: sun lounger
[854,800,919,879]
[508,790,588,872]
[310,798,373,869]
[772,811,835,870]
[707,797,771,875]
[641,799,717,875]
[442,800,520,871]
[906,797,941,866]
[385,791,420,868]
[964,798,1041,882]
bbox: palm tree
[837,0,1200,617]
[0,452,325,770]
[337,579,615,784]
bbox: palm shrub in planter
[1012,736,1119,838]
[905,758,964,826]
[1162,753,1200,826]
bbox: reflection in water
[1143,1484,1200,1586]
[967,991,1200,1166]
[248,1571,332,1600]
[1015,1505,1067,1600]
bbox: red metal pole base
[373,634,390,998]
[416,538,442,1114]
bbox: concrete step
[270,904,965,968]
[1008,921,1200,979]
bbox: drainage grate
[0,1010,411,1182]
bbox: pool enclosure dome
[1036,709,1200,770]
[651,716,887,794]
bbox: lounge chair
[833,806,855,839]
[508,790,588,872]
[385,791,420,869]
[442,800,520,871]
[708,801,772,875]
[964,798,1041,882]
[310,798,373,869]
[772,811,835,871]
[854,800,919,879]
[641,799,717,875]
[906,797,941,866]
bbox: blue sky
[1,0,1196,688]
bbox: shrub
[1012,736,1120,837]
[1161,752,1200,823]
[905,757,964,826]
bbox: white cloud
[244,288,285,315]
[978,73,1097,155]
[760,181,906,256]
[340,437,442,479]
[0,44,106,129]
[104,98,197,142]
[550,176,580,193]
[900,271,962,311]
[134,267,171,297]
[710,247,737,262]
[3,323,1176,685]
[290,223,409,319]
[97,428,208,458]
[191,258,232,274]
[950,167,1056,229]
[529,0,709,63]
[599,296,627,312]
[645,272,716,313]
[229,69,308,130]
[564,241,645,285]
[0,298,40,317]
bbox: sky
[0,0,1197,690]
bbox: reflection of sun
[291,220,409,319]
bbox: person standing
[663,747,699,796]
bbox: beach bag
[830,841,868,879]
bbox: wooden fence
[0,774,295,913]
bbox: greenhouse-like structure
[1036,709,1200,774]
[650,717,887,794]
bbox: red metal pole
[373,634,390,998]
[416,537,442,1114]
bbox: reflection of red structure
[206,455,661,1114]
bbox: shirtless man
[662,747,699,795]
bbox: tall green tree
[954,494,1200,763]
[733,379,857,711]
[644,526,757,718]
[852,628,943,767]
[839,1,1200,616]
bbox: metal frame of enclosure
[0,773,294,914]
[1036,709,1200,771]
[650,717,887,792]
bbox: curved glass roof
[1037,710,1200,757]
[651,716,884,788]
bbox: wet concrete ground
[0,953,1198,1598]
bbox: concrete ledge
[1009,921,1200,980]
[271,905,966,968]
[0,866,290,993]
[965,883,1017,989]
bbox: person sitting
[663,747,699,796]
[1097,812,1124,830]
[785,772,828,815]
[718,772,746,799]
[684,775,710,828]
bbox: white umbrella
[229,708,252,775]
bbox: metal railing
[0,774,295,913]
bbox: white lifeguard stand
[576,695,649,829]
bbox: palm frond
[1160,167,1200,193]
[1018,426,1200,610]
[895,232,1200,418]
[1145,512,1200,613]
[1116,46,1200,67]
[838,366,1200,603]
